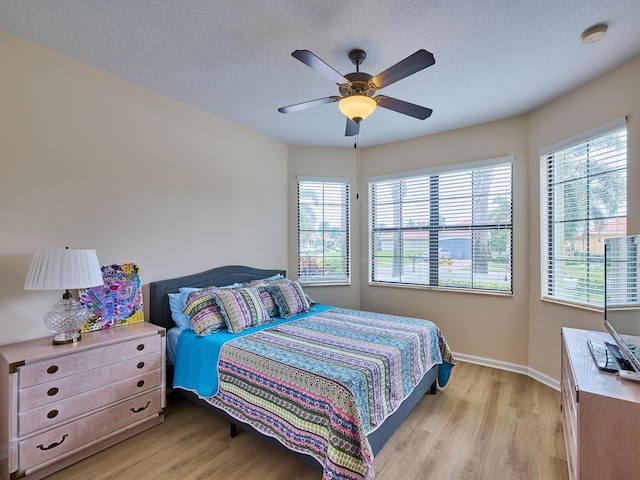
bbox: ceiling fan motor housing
[340,50,377,98]
[340,72,377,97]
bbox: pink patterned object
[79,263,144,332]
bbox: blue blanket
[173,304,334,397]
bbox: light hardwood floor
[45,362,568,480]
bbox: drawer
[561,343,578,480]
[18,351,161,411]
[561,395,578,459]
[561,350,578,429]
[18,369,161,436]
[562,384,577,429]
[17,389,162,473]
[18,334,161,388]
[561,391,578,480]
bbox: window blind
[369,159,513,292]
[297,177,350,285]
[540,122,627,307]
[605,236,640,309]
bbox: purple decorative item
[79,263,144,332]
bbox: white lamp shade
[338,95,377,121]
[24,249,104,290]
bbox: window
[369,158,513,293]
[540,118,627,308]
[297,177,350,285]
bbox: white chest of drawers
[561,327,640,480]
[0,322,166,480]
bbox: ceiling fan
[278,48,435,136]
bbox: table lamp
[24,248,104,344]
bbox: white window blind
[297,177,350,285]
[605,236,640,309]
[369,159,513,292]
[540,119,627,307]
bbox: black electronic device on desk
[588,338,638,372]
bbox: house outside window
[297,177,350,285]
[368,157,513,293]
[540,118,627,308]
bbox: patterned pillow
[244,277,288,317]
[304,292,316,306]
[182,288,226,335]
[265,280,310,318]
[212,287,272,333]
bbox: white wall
[527,55,640,380]
[293,55,640,384]
[3,28,640,385]
[0,31,288,345]
[358,117,531,369]
[287,120,533,368]
[287,146,361,309]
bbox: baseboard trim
[453,352,561,391]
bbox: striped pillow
[265,280,310,318]
[212,287,272,333]
[244,277,287,317]
[182,288,226,335]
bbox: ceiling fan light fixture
[339,95,376,122]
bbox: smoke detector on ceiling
[581,24,608,44]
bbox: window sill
[299,281,351,288]
[368,281,513,297]
[539,296,603,313]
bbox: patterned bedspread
[205,307,454,480]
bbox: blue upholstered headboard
[148,265,286,331]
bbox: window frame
[368,157,514,294]
[539,118,627,309]
[297,176,350,286]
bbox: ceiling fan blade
[278,96,340,114]
[345,118,360,137]
[376,95,433,120]
[292,50,349,85]
[371,50,435,89]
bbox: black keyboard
[605,342,635,371]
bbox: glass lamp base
[44,294,90,346]
[52,332,82,345]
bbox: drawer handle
[137,344,145,351]
[137,380,145,388]
[47,365,59,375]
[137,361,145,369]
[47,410,59,419]
[47,387,59,397]
[37,434,68,451]
[130,401,151,413]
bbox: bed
[149,265,453,480]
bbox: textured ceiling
[2,1,640,147]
